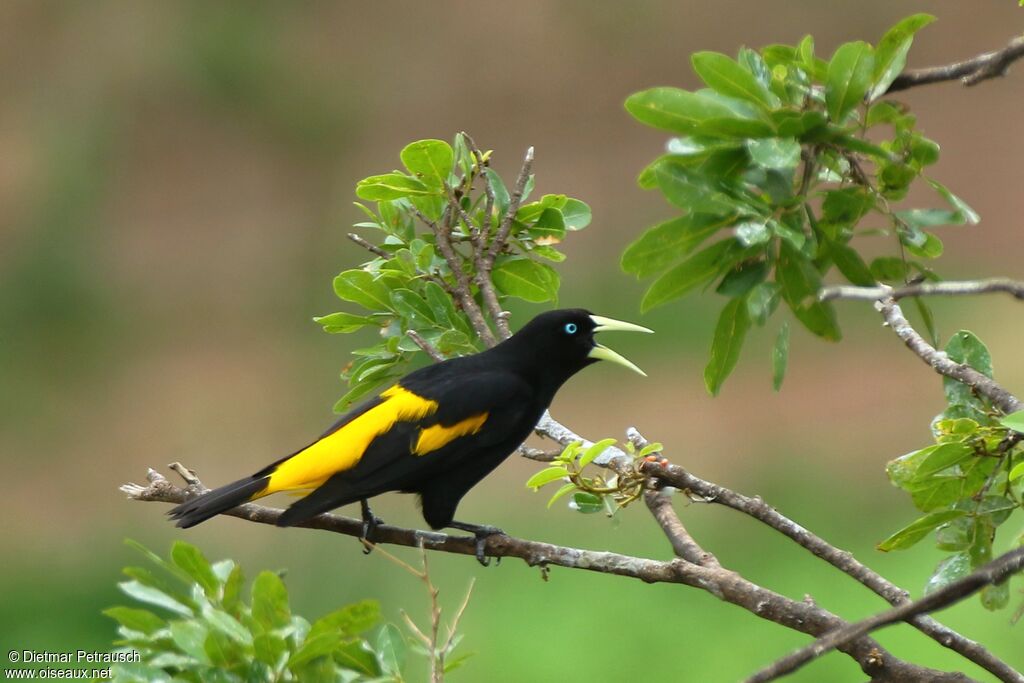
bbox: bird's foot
[448,521,505,566]
[360,500,385,554]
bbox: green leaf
[822,187,875,228]
[483,168,510,219]
[944,331,993,410]
[734,220,771,248]
[118,581,193,617]
[691,51,779,109]
[825,41,874,122]
[314,312,377,334]
[746,138,800,170]
[525,466,568,490]
[717,260,768,297]
[400,139,454,189]
[376,623,406,677]
[560,198,592,230]
[308,600,380,641]
[927,179,980,225]
[170,541,220,598]
[547,482,578,509]
[878,510,967,551]
[580,438,618,468]
[572,492,604,514]
[641,240,737,312]
[869,256,909,283]
[1010,462,1024,483]
[334,640,382,676]
[203,607,252,646]
[913,297,940,348]
[911,442,975,481]
[103,607,166,635]
[287,632,341,671]
[704,296,750,396]
[830,243,876,286]
[492,257,559,303]
[356,173,433,201]
[528,207,567,243]
[169,620,211,664]
[333,270,394,313]
[772,322,789,392]
[746,282,781,326]
[621,214,736,278]
[652,157,744,214]
[981,582,1010,611]
[999,410,1024,434]
[390,289,435,327]
[625,87,739,134]
[871,14,936,99]
[777,243,841,341]
[925,552,970,594]
[251,571,290,630]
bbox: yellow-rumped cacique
[169,309,651,562]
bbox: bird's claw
[360,500,385,554]
[449,522,505,566]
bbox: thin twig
[484,146,534,269]
[746,546,1024,683]
[821,279,1024,302]
[122,465,973,682]
[407,329,446,362]
[347,232,390,259]
[643,488,719,568]
[875,297,1023,414]
[429,206,496,346]
[888,35,1024,93]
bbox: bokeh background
[2,1,1022,680]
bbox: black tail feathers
[168,475,269,528]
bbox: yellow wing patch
[413,413,489,456]
[263,385,438,495]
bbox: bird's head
[504,309,653,385]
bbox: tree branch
[887,35,1024,93]
[122,465,975,683]
[747,545,1024,683]
[874,296,1023,414]
[821,279,1024,303]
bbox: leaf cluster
[622,14,978,394]
[103,540,436,682]
[319,135,590,409]
[525,439,662,516]
[879,332,1024,611]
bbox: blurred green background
[2,1,1022,680]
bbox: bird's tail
[168,475,269,528]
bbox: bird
[168,309,652,563]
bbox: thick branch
[821,279,1024,303]
[123,466,972,683]
[748,546,1024,683]
[875,297,1023,414]
[888,35,1024,93]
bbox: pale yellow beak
[587,315,653,376]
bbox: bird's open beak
[587,315,654,377]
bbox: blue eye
[564,323,578,334]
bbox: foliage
[103,540,468,682]
[622,13,979,395]
[619,12,1021,611]
[317,134,591,409]
[880,332,1024,610]
[526,439,662,515]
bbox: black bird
[169,309,651,562]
